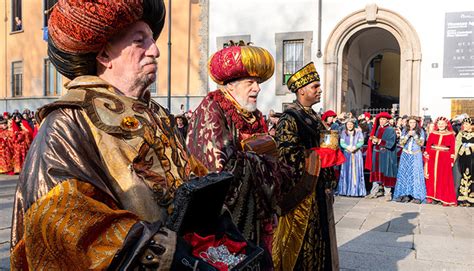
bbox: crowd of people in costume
[0,109,39,175]
[7,1,472,270]
[264,109,473,207]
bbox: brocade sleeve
[275,114,306,191]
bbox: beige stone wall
[156,0,205,97]
[1,0,50,100]
[0,0,205,110]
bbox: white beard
[234,95,257,112]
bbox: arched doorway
[323,4,422,116]
[340,28,401,114]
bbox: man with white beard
[186,42,289,269]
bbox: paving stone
[419,224,452,236]
[360,221,390,232]
[343,211,370,220]
[339,240,415,259]
[0,229,10,245]
[387,222,419,234]
[447,217,472,226]
[414,235,473,264]
[367,211,393,219]
[451,225,474,239]
[0,242,9,270]
[339,250,414,271]
[336,228,414,249]
[336,217,365,229]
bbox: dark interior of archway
[342,28,401,115]
[368,53,400,109]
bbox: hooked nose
[252,81,261,92]
[147,40,160,58]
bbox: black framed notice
[443,11,474,78]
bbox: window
[44,59,62,96]
[275,31,313,95]
[12,61,23,97]
[283,40,304,85]
[11,0,22,32]
[148,81,157,95]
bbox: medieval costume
[273,62,338,271]
[186,44,285,268]
[10,1,193,270]
[365,112,398,199]
[424,117,457,206]
[455,117,474,206]
[393,117,426,203]
[337,119,366,197]
[11,121,31,174]
[0,119,13,174]
[322,110,340,131]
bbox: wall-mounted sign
[443,11,474,78]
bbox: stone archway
[323,4,422,115]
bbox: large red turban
[47,0,166,79]
[208,45,274,85]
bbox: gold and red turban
[208,45,275,85]
[47,0,166,79]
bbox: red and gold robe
[187,88,287,267]
[425,131,457,205]
[11,124,31,174]
[0,129,13,173]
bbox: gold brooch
[120,116,142,131]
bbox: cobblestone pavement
[334,195,473,270]
[0,175,17,270]
[1,176,473,270]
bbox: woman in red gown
[0,118,13,174]
[424,117,457,206]
[11,116,32,174]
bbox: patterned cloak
[186,89,285,266]
[11,76,188,270]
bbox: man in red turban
[365,112,398,200]
[187,42,289,269]
[11,1,201,270]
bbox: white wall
[209,0,474,117]
[209,0,319,115]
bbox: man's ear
[96,46,112,69]
[298,87,305,96]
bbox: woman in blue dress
[393,116,426,204]
[337,118,366,196]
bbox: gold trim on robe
[11,179,138,270]
[272,192,314,270]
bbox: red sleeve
[21,120,34,140]
[448,133,455,163]
[424,133,435,158]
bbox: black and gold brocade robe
[273,102,338,271]
[455,130,474,205]
[11,76,192,270]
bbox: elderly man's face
[98,21,159,98]
[226,77,261,112]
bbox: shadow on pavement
[338,212,418,270]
